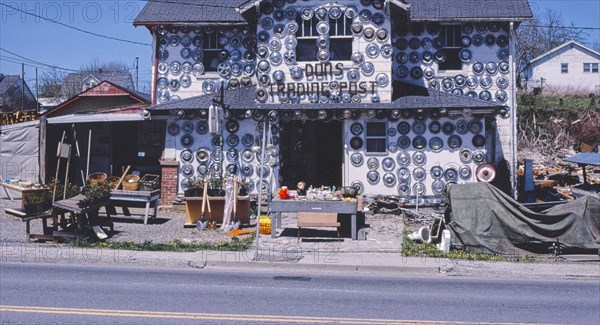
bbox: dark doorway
[280,119,343,189]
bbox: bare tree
[39,69,66,100]
[79,59,130,73]
[516,9,588,89]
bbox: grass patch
[69,234,255,252]
[518,94,598,112]
[401,234,543,262]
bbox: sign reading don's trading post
[266,62,381,102]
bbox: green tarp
[446,183,600,255]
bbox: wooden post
[62,145,71,200]
[39,116,47,184]
[51,131,66,204]
[86,129,92,180]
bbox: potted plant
[185,176,204,197]
[22,191,49,214]
[238,178,248,196]
[208,176,224,197]
[79,180,111,207]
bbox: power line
[1,48,134,73]
[1,49,80,72]
[0,3,151,47]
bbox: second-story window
[438,25,462,71]
[203,31,222,72]
[561,63,568,74]
[295,15,353,62]
[584,63,598,73]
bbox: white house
[526,41,600,95]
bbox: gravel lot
[0,198,408,253]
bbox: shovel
[196,176,209,230]
[206,191,217,230]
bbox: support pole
[51,131,66,204]
[254,120,268,261]
[86,129,92,180]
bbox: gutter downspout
[151,27,159,105]
[510,21,518,199]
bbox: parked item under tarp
[445,183,600,255]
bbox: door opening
[279,119,343,189]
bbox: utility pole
[36,68,39,113]
[135,57,139,91]
[21,63,25,111]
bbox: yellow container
[259,216,271,235]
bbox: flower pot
[208,189,220,197]
[185,188,202,197]
[36,202,47,213]
[238,188,247,196]
[24,203,37,215]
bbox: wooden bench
[297,212,340,242]
[4,208,55,242]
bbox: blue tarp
[564,153,600,166]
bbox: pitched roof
[147,84,503,111]
[239,0,532,21]
[0,75,21,96]
[0,74,37,111]
[63,71,135,93]
[529,40,600,66]
[134,0,248,26]
[406,0,533,21]
[44,80,150,117]
[149,85,257,111]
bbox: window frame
[561,63,569,74]
[365,121,388,154]
[203,31,222,72]
[438,24,462,71]
[583,63,591,73]
[295,16,353,62]
[592,63,599,73]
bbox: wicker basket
[259,216,271,235]
[106,176,120,189]
[87,172,107,186]
[122,174,140,191]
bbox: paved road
[1,262,598,324]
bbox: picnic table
[109,189,160,224]
[52,194,113,239]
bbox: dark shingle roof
[149,85,257,111]
[237,0,532,21]
[134,0,248,25]
[0,75,21,96]
[147,84,503,111]
[0,74,37,111]
[406,0,533,21]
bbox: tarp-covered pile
[446,183,600,255]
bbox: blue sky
[1,1,599,95]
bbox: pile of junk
[365,171,600,256]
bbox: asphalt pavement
[1,262,599,324]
